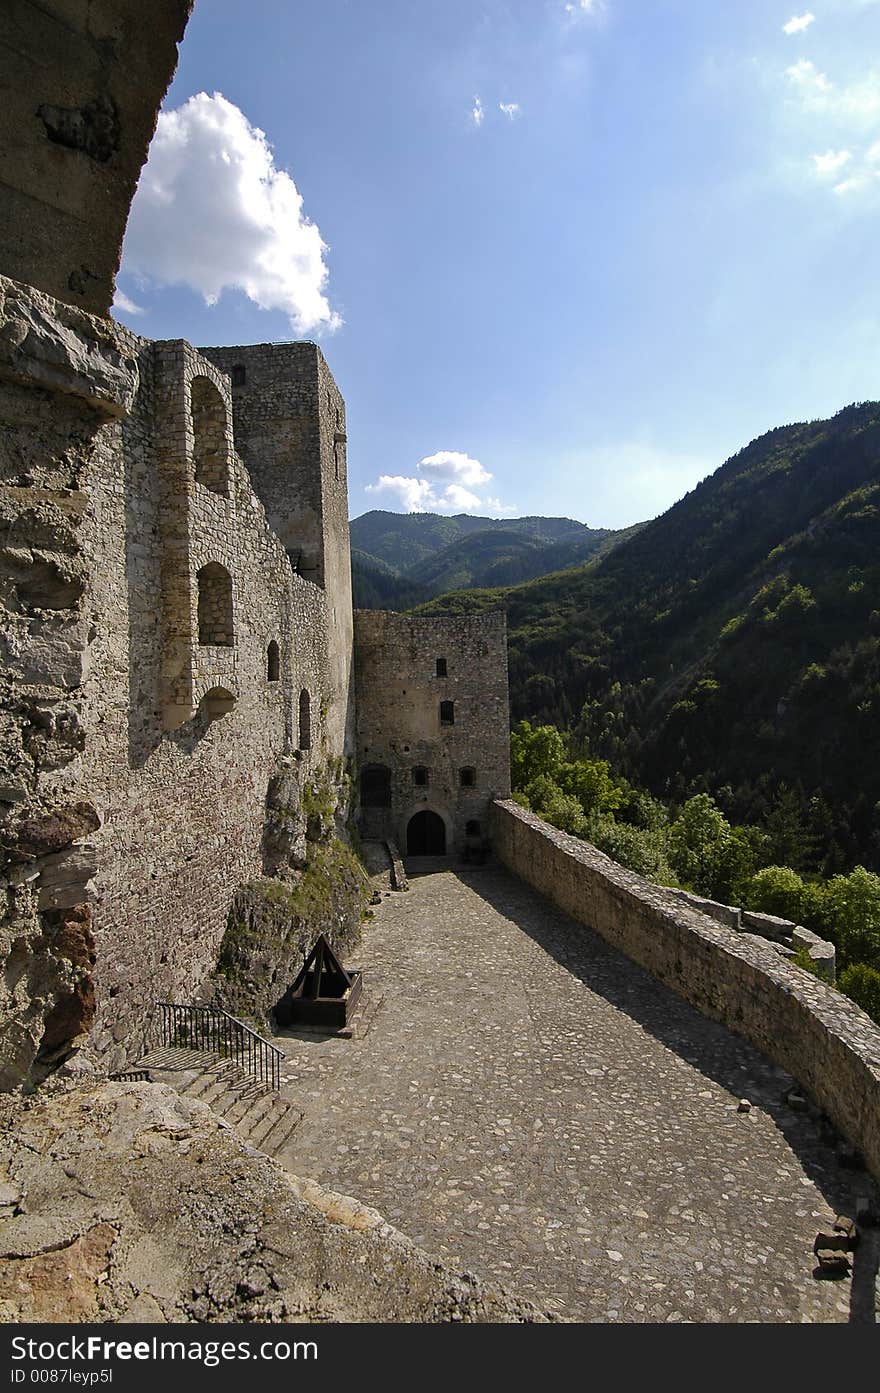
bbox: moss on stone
[211,837,370,1026]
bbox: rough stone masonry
[0,0,510,1091]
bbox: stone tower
[202,344,355,756]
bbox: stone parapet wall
[662,887,835,981]
[490,799,880,1185]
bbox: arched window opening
[191,376,229,496]
[197,563,233,646]
[360,764,391,807]
[267,640,280,682]
[459,767,476,788]
[201,686,235,721]
[413,766,429,787]
[435,657,447,677]
[440,700,454,726]
[299,689,311,750]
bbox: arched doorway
[407,809,446,855]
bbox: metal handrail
[153,1002,283,1091]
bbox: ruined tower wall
[353,610,511,855]
[0,0,193,317]
[201,344,354,757]
[79,335,334,1067]
[0,277,341,1083]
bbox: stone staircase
[136,1048,301,1159]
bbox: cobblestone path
[275,862,879,1322]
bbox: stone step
[233,1090,278,1137]
[133,1048,299,1163]
[178,1064,233,1099]
[248,1099,296,1150]
[255,1103,301,1156]
[182,1069,240,1107]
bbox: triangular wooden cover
[291,933,353,1000]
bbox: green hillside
[349,510,632,608]
[415,402,880,869]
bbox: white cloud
[471,95,484,127]
[112,289,145,316]
[834,173,870,193]
[783,53,880,198]
[785,58,831,95]
[121,91,340,334]
[365,450,514,515]
[565,0,602,13]
[418,450,492,487]
[783,13,816,34]
[813,148,852,175]
[499,102,521,119]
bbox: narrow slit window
[435,657,447,677]
[267,641,280,682]
[299,689,311,750]
[440,700,454,726]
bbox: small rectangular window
[436,657,447,677]
[413,766,429,787]
[231,364,246,386]
[440,700,454,726]
[459,767,475,788]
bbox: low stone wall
[490,800,880,1185]
[661,889,835,982]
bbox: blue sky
[114,0,880,527]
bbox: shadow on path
[450,862,879,1324]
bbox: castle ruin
[0,0,510,1092]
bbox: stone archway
[407,809,446,856]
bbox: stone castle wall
[81,335,340,1068]
[0,0,193,317]
[490,799,880,1185]
[354,611,511,855]
[0,275,348,1084]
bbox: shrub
[821,867,880,969]
[587,816,678,884]
[838,962,880,1025]
[744,865,810,921]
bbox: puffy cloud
[365,450,514,515]
[783,13,815,35]
[120,91,340,334]
[564,0,602,13]
[471,95,484,127]
[499,102,521,120]
[813,148,852,175]
[418,450,492,487]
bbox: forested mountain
[415,402,880,870]
[349,510,633,608]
